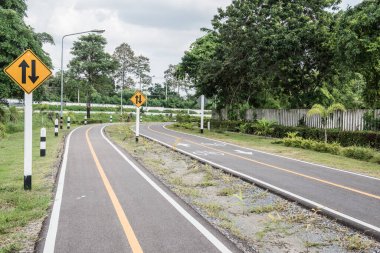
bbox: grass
[0,116,71,252]
[168,125,380,178]
[217,187,237,196]
[249,201,287,214]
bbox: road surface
[38,125,240,253]
[139,123,380,239]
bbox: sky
[25,0,362,86]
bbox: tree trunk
[86,92,91,119]
[324,126,327,144]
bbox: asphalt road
[139,123,380,238]
[38,125,240,253]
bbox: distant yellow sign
[130,91,146,108]
[4,49,52,94]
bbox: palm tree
[307,103,346,143]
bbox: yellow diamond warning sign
[4,49,52,94]
[130,91,146,108]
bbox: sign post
[198,95,206,134]
[24,93,33,189]
[130,90,146,142]
[4,49,52,190]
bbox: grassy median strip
[167,125,380,179]
[0,124,70,253]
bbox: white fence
[213,109,380,131]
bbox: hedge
[210,120,380,150]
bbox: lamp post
[60,29,105,128]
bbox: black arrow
[135,95,140,104]
[19,60,29,84]
[28,60,39,83]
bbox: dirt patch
[107,125,380,253]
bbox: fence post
[54,119,58,137]
[40,128,46,157]
[84,115,87,125]
[67,116,71,129]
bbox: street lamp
[60,29,105,128]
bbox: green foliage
[307,103,346,143]
[254,119,276,137]
[178,0,341,109]
[173,122,196,130]
[282,134,376,162]
[334,0,380,108]
[0,106,9,123]
[0,3,53,99]
[8,106,19,123]
[0,123,5,139]
[363,110,380,131]
[342,146,375,161]
[68,34,118,118]
[211,120,380,150]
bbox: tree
[68,34,117,118]
[178,0,340,109]
[134,55,151,91]
[164,64,192,97]
[113,43,135,91]
[307,103,346,143]
[334,0,380,108]
[0,1,54,99]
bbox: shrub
[173,122,195,130]
[0,123,5,139]
[9,106,19,123]
[5,122,23,134]
[211,120,380,150]
[0,106,8,123]
[239,122,255,134]
[255,119,276,137]
[342,146,375,161]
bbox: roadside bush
[9,106,19,123]
[255,119,276,137]
[0,123,5,139]
[211,120,380,150]
[342,146,375,161]
[0,106,9,123]
[173,122,196,130]
[6,122,23,134]
[176,112,199,123]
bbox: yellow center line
[148,125,380,201]
[86,127,143,253]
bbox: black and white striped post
[67,116,71,129]
[84,115,87,125]
[54,119,59,137]
[60,116,63,129]
[40,128,46,157]
[110,115,112,123]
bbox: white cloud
[25,0,230,86]
[25,0,362,86]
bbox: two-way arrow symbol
[135,95,142,104]
[19,60,29,84]
[18,60,39,84]
[28,60,39,83]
